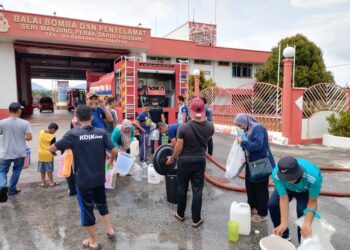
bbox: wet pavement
[0,112,349,249]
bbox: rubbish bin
[165,174,178,204]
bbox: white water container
[260,235,296,250]
[147,164,161,184]
[229,201,251,235]
[130,138,139,157]
[131,163,143,181]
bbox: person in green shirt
[268,156,323,243]
[111,119,135,153]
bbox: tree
[256,34,334,88]
[189,71,216,92]
[32,90,52,97]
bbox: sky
[2,0,350,88]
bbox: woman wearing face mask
[234,113,275,223]
[111,119,135,153]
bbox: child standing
[38,123,59,187]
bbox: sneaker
[0,187,8,203]
[251,214,267,223]
[8,189,21,196]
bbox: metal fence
[189,82,283,132]
[303,83,349,118]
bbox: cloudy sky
[2,0,350,87]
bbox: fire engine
[87,56,189,123]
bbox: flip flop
[106,228,115,240]
[82,239,103,250]
[192,218,204,228]
[39,183,46,187]
[173,211,185,222]
[48,182,60,187]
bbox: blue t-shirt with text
[137,112,152,134]
[91,107,106,129]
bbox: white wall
[163,23,190,41]
[0,42,17,109]
[188,60,260,89]
[302,111,337,140]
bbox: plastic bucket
[259,235,296,250]
[115,152,136,176]
[165,174,178,204]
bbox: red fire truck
[87,56,189,123]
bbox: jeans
[268,189,309,242]
[0,157,25,194]
[245,178,269,216]
[177,156,206,223]
[139,132,150,162]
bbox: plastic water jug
[147,164,161,184]
[130,139,139,157]
[259,235,296,250]
[229,201,251,235]
[227,220,239,242]
[115,152,136,176]
[131,163,143,181]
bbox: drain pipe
[205,154,350,197]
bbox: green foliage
[256,34,334,88]
[326,111,350,138]
[189,71,216,92]
[32,90,52,98]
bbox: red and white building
[0,9,270,119]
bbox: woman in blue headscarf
[234,113,275,223]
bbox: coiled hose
[205,154,350,197]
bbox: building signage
[0,10,151,49]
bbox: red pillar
[194,75,200,97]
[282,58,293,139]
[346,89,350,111]
[289,88,305,144]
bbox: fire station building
[0,9,270,119]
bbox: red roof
[148,37,270,63]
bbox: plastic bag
[57,149,73,178]
[295,213,335,250]
[105,169,116,189]
[131,163,143,181]
[130,138,139,157]
[225,139,246,179]
[297,236,324,250]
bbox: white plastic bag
[295,214,336,250]
[131,163,143,181]
[105,169,116,189]
[225,139,246,179]
[297,236,324,250]
[130,138,139,157]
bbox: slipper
[48,182,60,187]
[173,211,185,222]
[39,183,46,187]
[192,218,204,228]
[82,239,102,250]
[251,215,267,223]
[106,230,115,240]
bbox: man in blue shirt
[158,122,180,147]
[268,156,323,242]
[49,105,118,249]
[86,91,113,129]
[135,104,152,162]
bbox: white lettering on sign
[79,134,103,141]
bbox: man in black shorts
[150,99,165,154]
[49,105,118,249]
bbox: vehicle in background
[67,88,86,112]
[32,96,40,109]
[39,97,54,113]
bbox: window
[176,58,189,63]
[232,63,252,78]
[218,61,229,66]
[147,56,171,63]
[194,59,212,65]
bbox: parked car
[39,97,54,113]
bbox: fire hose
[205,154,350,197]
